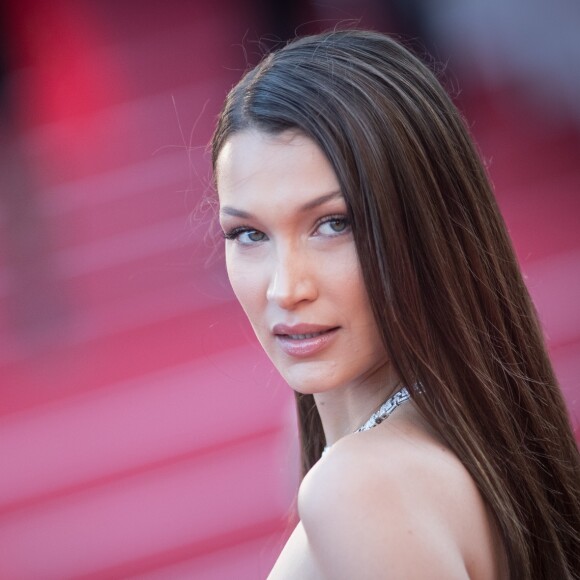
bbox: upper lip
[272,323,338,336]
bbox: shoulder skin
[297,418,503,579]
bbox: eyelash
[221,214,351,244]
[221,227,265,243]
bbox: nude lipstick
[272,323,339,358]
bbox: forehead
[216,130,341,209]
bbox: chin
[274,361,341,396]
[285,381,323,396]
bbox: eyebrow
[220,190,343,218]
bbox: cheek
[326,249,367,314]
[225,254,265,316]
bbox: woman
[211,30,580,579]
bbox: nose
[266,248,318,310]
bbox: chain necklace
[322,385,412,457]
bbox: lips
[272,324,339,357]
[285,331,327,340]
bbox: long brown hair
[211,30,580,579]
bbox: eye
[222,226,268,245]
[316,215,351,236]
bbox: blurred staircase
[0,3,578,578]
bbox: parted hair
[211,29,580,580]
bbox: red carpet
[0,3,578,577]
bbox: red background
[0,1,578,578]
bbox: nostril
[266,256,318,308]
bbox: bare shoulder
[298,415,504,579]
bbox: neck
[313,365,400,447]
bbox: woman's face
[216,129,390,396]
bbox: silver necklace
[322,385,411,457]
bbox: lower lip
[275,328,339,358]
